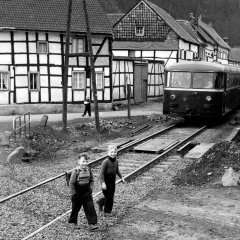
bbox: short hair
[107,145,117,152]
[78,154,89,160]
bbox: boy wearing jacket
[68,154,98,231]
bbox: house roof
[177,20,205,46]
[229,48,240,62]
[0,0,112,35]
[144,0,198,44]
[106,13,124,26]
[198,19,230,50]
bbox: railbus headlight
[170,94,176,100]
[206,96,212,102]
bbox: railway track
[1,123,207,240]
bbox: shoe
[89,224,98,231]
[96,199,103,212]
[82,115,85,117]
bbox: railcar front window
[169,72,191,88]
[193,73,214,89]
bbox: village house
[108,0,200,67]
[187,14,231,64]
[0,0,113,114]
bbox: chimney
[189,13,194,19]
[189,13,198,28]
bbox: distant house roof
[106,13,124,26]
[229,48,240,62]
[0,0,112,35]
[144,0,198,44]
[198,19,230,50]
[177,20,205,46]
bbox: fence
[13,112,31,141]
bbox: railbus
[163,61,240,119]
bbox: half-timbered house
[0,0,113,114]
[188,14,230,64]
[109,0,199,67]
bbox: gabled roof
[106,13,124,26]
[177,20,205,46]
[0,0,112,35]
[198,19,230,50]
[144,0,198,44]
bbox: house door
[134,63,148,103]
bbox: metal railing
[13,112,31,141]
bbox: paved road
[0,101,163,132]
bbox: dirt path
[108,182,240,240]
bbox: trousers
[68,190,97,225]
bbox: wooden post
[62,0,72,131]
[82,0,100,133]
[127,83,131,120]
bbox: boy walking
[82,96,91,117]
[68,154,98,231]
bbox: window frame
[135,26,145,36]
[37,41,48,54]
[0,72,10,91]
[72,71,86,90]
[71,38,85,54]
[28,72,40,91]
[95,72,104,90]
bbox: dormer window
[135,26,145,36]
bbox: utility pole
[62,0,72,131]
[82,0,100,132]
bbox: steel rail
[0,124,176,203]
[21,125,207,240]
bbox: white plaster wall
[97,91,102,100]
[104,88,110,101]
[190,45,198,52]
[48,34,60,42]
[29,66,38,72]
[40,66,48,75]
[39,55,47,64]
[51,88,62,101]
[41,88,49,102]
[113,88,119,99]
[120,87,125,98]
[68,88,72,101]
[113,50,128,56]
[29,43,37,53]
[15,66,27,75]
[155,51,178,59]
[40,76,49,87]
[29,55,37,64]
[50,67,62,75]
[28,32,36,41]
[30,91,39,102]
[14,32,26,41]
[15,54,27,64]
[49,54,62,65]
[38,33,46,41]
[0,91,9,104]
[0,32,11,41]
[164,58,178,68]
[49,43,61,54]
[104,78,110,87]
[15,76,28,87]
[120,74,125,85]
[16,88,28,103]
[120,61,125,72]
[73,90,84,101]
[0,43,11,53]
[0,55,11,64]
[179,39,190,50]
[95,57,109,66]
[142,51,154,58]
[14,42,27,53]
[50,76,62,87]
[0,65,9,71]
